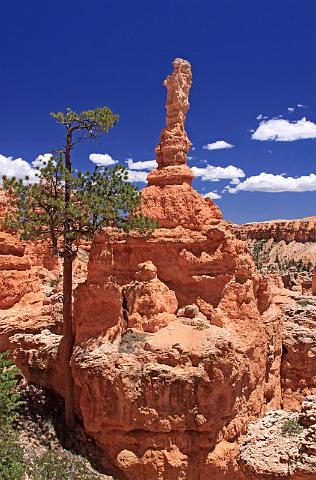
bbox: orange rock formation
[2,59,315,479]
[141,57,222,229]
[237,217,316,244]
[9,59,284,480]
[0,188,87,351]
[236,217,316,267]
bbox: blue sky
[1,0,316,223]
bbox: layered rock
[236,218,316,275]
[141,58,222,229]
[0,189,88,351]
[11,219,283,479]
[237,217,316,244]
[313,266,316,295]
[4,59,311,480]
[281,297,316,410]
[0,192,65,351]
[123,261,178,332]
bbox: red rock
[140,57,222,228]
[124,261,178,332]
[236,217,316,266]
[237,217,316,244]
[3,59,312,480]
[281,301,316,410]
[0,191,63,349]
[74,281,124,344]
[312,265,316,296]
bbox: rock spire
[141,58,222,228]
[148,58,193,186]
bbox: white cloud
[252,117,316,141]
[89,153,118,166]
[203,140,234,150]
[126,170,148,183]
[126,158,157,170]
[297,104,306,108]
[288,107,295,113]
[256,114,268,120]
[32,153,53,168]
[228,172,316,193]
[203,191,222,200]
[192,164,245,182]
[0,154,40,183]
[230,178,241,185]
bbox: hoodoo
[140,58,222,228]
[58,59,282,479]
[4,59,315,480]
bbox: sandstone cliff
[0,188,87,351]
[1,59,315,480]
[237,217,316,244]
[236,217,316,267]
[140,58,222,228]
[7,58,288,480]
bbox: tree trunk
[63,242,75,428]
[63,128,75,428]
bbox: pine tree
[2,108,156,428]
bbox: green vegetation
[194,320,210,330]
[0,428,25,480]
[0,352,106,478]
[0,351,22,426]
[32,451,102,480]
[248,240,266,271]
[3,107,156,428]
[248,240,313,273]
[281,419,304,437]
[49,278,58,288]
[296,298,310,307]
[0,352,25,480]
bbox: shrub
[0,428,25,480]
[0,351,22,427]
[0,352,25,479]
[281,419,304,437]
[194,320,210,330]
[32,450,102,480]
[297,299,309,307]
[50,278,58,288]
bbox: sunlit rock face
[281,299,316,411]
[313,265,316,295]
[0,223,57,352]
[68,219,282,479]
[237,217,316,244]
[6,59,313,480]
[64,59,282,480]
[0,188,86,352]
[239,396,316,479]
[236,217,316,266]
[141,58,222,229]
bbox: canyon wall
[236,218,316,268]
[237,217,316,244]
[10,58,284,480]
[1,59,315,479]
